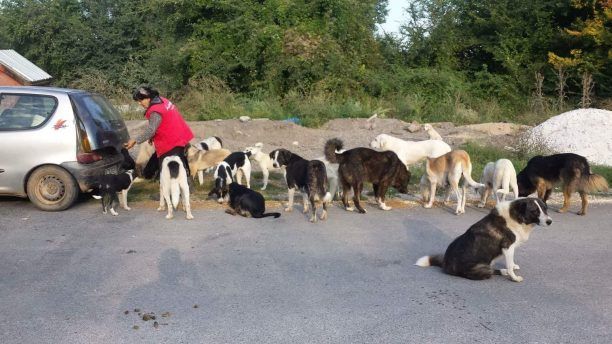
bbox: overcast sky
[377,0,408,35]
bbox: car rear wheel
[27,165,79,211]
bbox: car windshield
[71,93,128,150]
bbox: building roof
[0,49,52,84]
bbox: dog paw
[513,264,520,270]
[477,203,485,208]
[260,186,267,191]
[309,216,317,223]
[123,206,131,211]
[499,269,509,276]
[511,275,524,282]
[186,214,194,220]
[423,203,433,209]
[358,208,367,214]
[302,208,309,214]
[284,207,293,212]
[157,206,165,211]
[320,212,328,220]
[558,207,568,213]
[345,207,354,212]
[165,214,174,220]
[577,211,586,216]
[379,204,392,211]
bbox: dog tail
[168,161,181,208]
[253,212,281,218]
[324,138,343,164]
[310,161,329,200]
[579,173,609,194]
[460,153,485,189]
[415,254,443,268]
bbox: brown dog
[517,153,608,215]
[421,150,484,214]
[186,146,231,185]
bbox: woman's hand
[124,139,137,150]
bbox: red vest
[145,97,194,157]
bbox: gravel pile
[528,108,612,166]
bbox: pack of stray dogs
[93,129,608,283]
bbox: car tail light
[77,152,102,164]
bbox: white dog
[370,134,451,168]
[478,159,519,207]
[423,124,443,141]
[243,143,282,190]
[159,156,194,220]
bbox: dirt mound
[126,118,528,159]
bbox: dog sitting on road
[225,182,281,219]
[421,150,485,214]
[209,151,252,203]
[269,148,331,222]
[370,133,451,169]
[325,138,410,214]
[186,146,231,185]
[517,153,608,215]
[92,148,136,215]
[478,159,519,207]
[415,198,552,282]
[158,156,194,220]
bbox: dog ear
[510,199,529,224]
[255,142,263,148]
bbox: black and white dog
[225,182,281,218]
[269,148,331,222]
[159,155,194,220]
[92,148,136,215]
[415,198,552,282]
[200,136,223,151]
[209,151,252,202]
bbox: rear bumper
[61,154,123,192]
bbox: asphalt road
[0,197,611,344]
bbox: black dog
[92,149,136,215]
[517,153,608,215]
[416,198,552,282]
[225,182,280,218]
[324,138,410,213]
[209,151,252,202]
[269,148,331,222]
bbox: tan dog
[423,124,443,141]
[421,150,485,214]
[186,146,231,185]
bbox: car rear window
[0,93,58,130]
[70,93,128,150]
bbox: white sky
[377,0,408,35]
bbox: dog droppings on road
[193,304,199,308]
[124,310,129,315]
[126,250,137,254]
[153,321,159,329]
[133,308,140,313]
[132,325,139,330]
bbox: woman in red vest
[124,86,194,174]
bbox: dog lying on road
[225,182,281,218]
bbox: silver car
[0,86,129,211]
